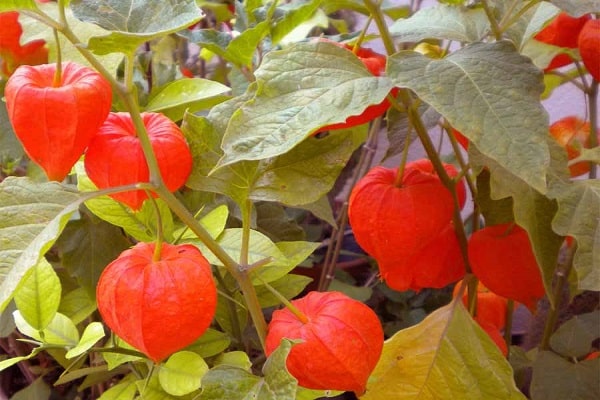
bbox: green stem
[52,28,62,87]
[146,193,164,262]
[498,0,542,35]
[363,0,396,56]
[212,268,244,346]
[588,80,598,179]
[540,247,574,350]
[503,299,514,359]
[481,0,503,40]
[240,199,252,267]
[393,126,412,187]
[258,278,309,324]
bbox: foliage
[0,0,599,399]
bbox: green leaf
[55,208,131,299]
[0,0,38,12]
[184,102,366,209]
[329,279,373,302]
[502,1,560,50]
[0,177,82,313]
[530,350,600,400]
[249,130,367,206]
[0,81,24,161]
[296,387,344,400]
[135,374,178,400]
[102,337,143,370]
[13,258,61,331]
[551,180,600,290]
[98,377,138,400]
[388,41,550,193]
[76,164,175,242]
[158,351,209,396]
[199,339,297,400]
[475,169,514,226]
[58,287,96,325]
[0,347,44,372]
[183,328,231,359]
[145,78,231,122]
[255,274,313,308]
[549,0,600,16]
[213,351,252,370]
[66,322,105,359]
[173,204,229,242]
[71,0,204,55]
[363,301,526,400]
[14,311,79,346]
[216,41,393,168]
[550,311,600,358]
[10,377,51,400]
[270,0,324,45]
[389,4,489,43]
[19,4,123,74]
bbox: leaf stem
[481,0,503,40]
[258,278,309,324]
[587,80,598,179]
[540,245,574,350]
[363,0,396,56]
[52,28,62,87]
[146,194,164,262]
[503,299,514,359]
[393,126,412,187]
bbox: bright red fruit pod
[84,112,193,210]
[549,116,595,177]
[0,11,48,77]
[534,12,591,71]
[96,242,217,363]
[265,291,383,394]
[348,159,467,292]
[578,19,600,82]
[315,41,397,133]
[5,62,111,181]
[468,223,545,311]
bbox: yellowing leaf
[362,301,525,400]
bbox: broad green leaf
[177,29,233,62]
[475,169,514,226]
[270,0,324,45]
[136,374,178,400]
[102,337,143,370]
[14,311,79,346]
[183,328,231,358]
[55,208,131,299]
[329,279,373,302]
[184,102,366,209]
[530,350,600,400]
[214,291,248,339]
[216,41,393,168]
[0,0,37,12]
[249,130,368,206]
[0,347,44,372]
[389,4,489,43]
[255,202,306,242]
[159,351,209,396]
[255,274,313,308]
[0,81,23,161]
[296,387,344,400]
[550,311,600,358]
[213,351,252,370]
[20,4,123,75]
[98,377,138,400]
[145,78,231,122]
[199,339,297,400]
[503,1,560,50]
[549,0,600,16]
[277,8,329,46]
[362,301,525,400]
[13,258,61,336]
[58,287,96,325]
[66,322,105,359]
[173,204,229,242]
[253,240,318,284]
[0,177,82,312]
[76,165,174,242]
[576,146,600,165]
[383,104,438,162]
[10,377,51,400]
[551,180,600,290]
[71,0,204,55]
[388,41,550,193]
